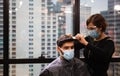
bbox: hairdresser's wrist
[83,41,88,46]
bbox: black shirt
[83,37,115,76]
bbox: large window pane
[0,0,4,76]
[79,0,109,58]
[0,65,3,76]
[80,0,120,76]
[9,0,74,59]
[108,62,120,76]
[0,0,3,59]
[80,0,108,36]
[8,62,120,76]
[9,64,49,76]
[7,62,120,76]
[80,0,120,57]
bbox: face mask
[60,49,74,60]
[88,30,99,38]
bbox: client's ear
[57,46,60,52]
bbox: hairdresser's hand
[75,34,88,46]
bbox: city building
[9,0,72,76]
[80,5,91,36]
[0,0,3,76]
[9,0,59,76]
[79,5,91,58]
[0,0,119,76]
[101,0,120,56]
[101,0,120,76]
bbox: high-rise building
[8,0,67,76]
[80,5,91,36]
[57,0,72,4]
[9,0,74,75]
[9,0,17,76]
[79,5,91,58]
[101,0,120,56]
[0,0,3,76]
[101,0,120,76]
[0,0,3,59]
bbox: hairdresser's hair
[86,14,108,32]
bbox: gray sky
[81,0,108,14]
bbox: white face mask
[60,48,74,60]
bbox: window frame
[0,0,120,76]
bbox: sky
[53,0,108,14]
[80,0,108,14]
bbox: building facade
[101,0,120,76]
[0,0,3,76]
[9,0,59,76]
[9,0,72,76]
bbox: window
[29,0,33,2]
[80,0,120,76]
[29,43,33,45]
[29,52,33,54]
[0,0,119,76]
[29,3,33,6]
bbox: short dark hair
[57,34,74,47]
[86,14,108,32]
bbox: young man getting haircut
[39,34,90,76]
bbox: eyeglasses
[87,26,96,30]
